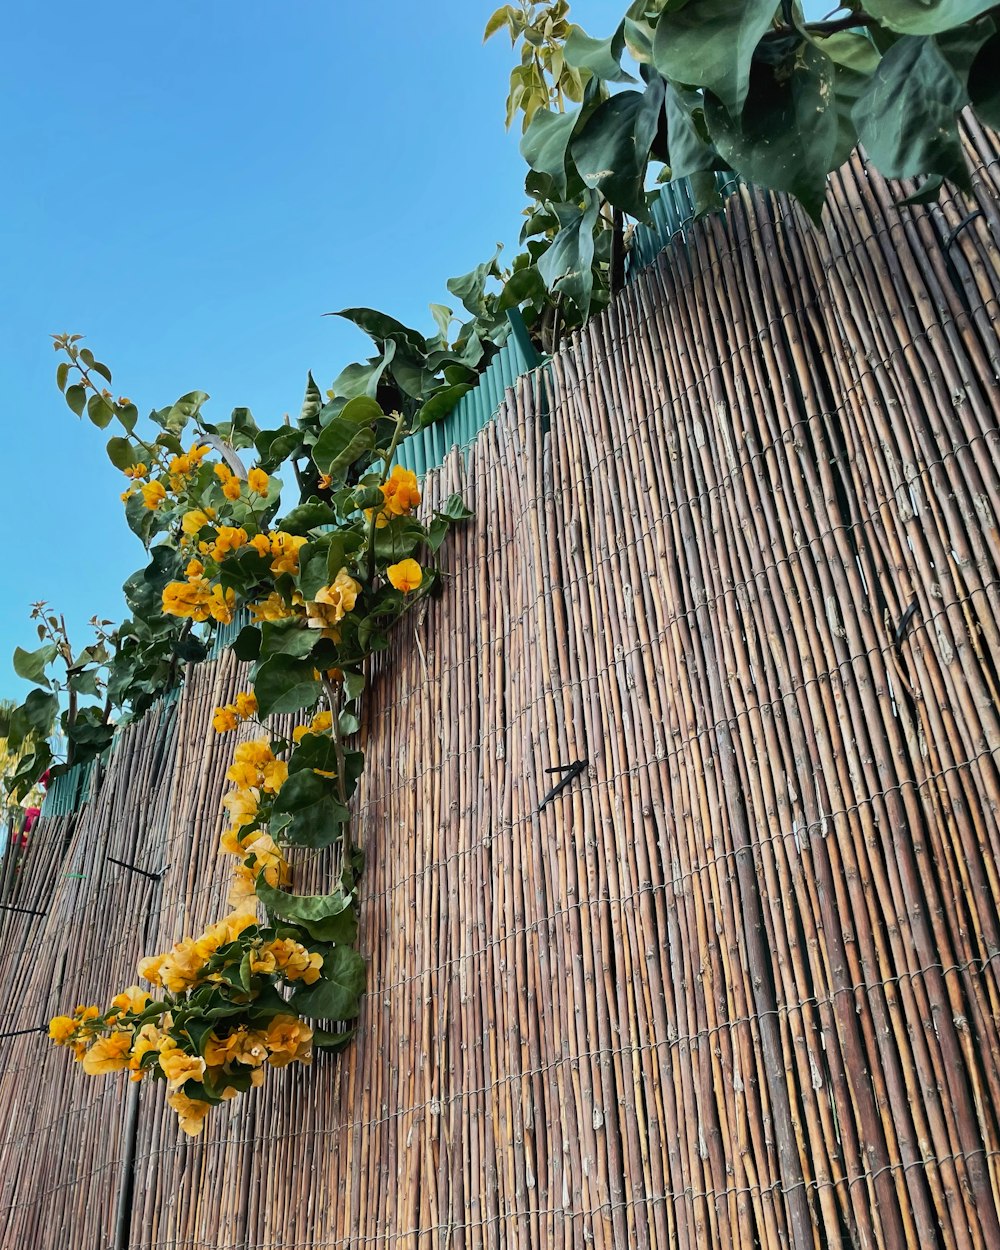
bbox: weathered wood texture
[1,128,1000,1248]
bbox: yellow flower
[227,864,257,906]
[221,788,259,830]
[387,559,422,593]
[234,691,257,719]
[207,584,236,624]
[226,761,260,790]
[123,462,148,480]
[48,1016,77,1045]
[127,1023,163,1081]
[243,832,289,888]
[260,759,288,794]
[291,708,333,744]
[268,531,308,576]
[248,592,294,623]
[366,465,421,527]
[167,1091,212,1137]
[141,480,167,510]
[137,954,166,986]
[318,472,332,490]
[121,486,138,502]
[158,939,207,993]
[306,569,361,631]
[110,986,151,1015]
[212,705,239,733]
[264,1015,313,1068]
[234,739,274,768]
[250,947,277,976]
[160,1048,207,1091]
[223,477,242,501]
[210,526,249,561]
[266,938,324,985]
[223,910,259,942]
[219,826,247,856]
[81,1032,133,1075]
[247,467,269,495]
[182,508,216,535]
[382,465,421,516]
[163,578,211,622]
[186,558,205,580]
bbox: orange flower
[387,559,422,593]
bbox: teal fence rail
[394,174,740,480]
[394,308,543,479]
[627,171,740,275]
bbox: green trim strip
[627,173,741,276]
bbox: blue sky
[2,1,830,703]
[0,0,605,700]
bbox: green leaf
[815,31,881,169]
[68,668,101,698]
[564,20,636,84]
[853,34,972,186]
[706,41,839,224]
[255,426,301,473]
[117,403,139,434]
[426,516,449,553]
[428,303,454,341]
[312,396,381,477]
[520,109,581,201]
[328,340,397,403]
[65,384,87,417]
[332,307,425,351]
[441,493,474,521]
[292,946,367,1021]
[969,30,1000,126]
[415,383,473,430]
[9,689,59,741]
[665,84,719,179]
[106,436,140,471]
[537,191,601,317]
[232,625,262,662]
[652,0,778,118]
[259,618,317,662]
[300,372,323,425]
[313,1027,356,1052]
[447,244,504,318]
[372,516,427,562]
[166,390,209,430]
[253,654,322,718]
[8,742,53,802]
[342,670,365,701]
[87,392,115,429]
[862,0,996,35]
[570,76,666,218]
[255,876,358,944]
[269,769,350,849]
[279,501,339,535]
[13,644,58,686]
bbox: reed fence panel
[1,127,999,1248]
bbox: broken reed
[1,120,1000,1248]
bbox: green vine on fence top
[5,0,997,1138]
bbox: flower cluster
[365,465,421,528]
[44,344,472,1141]
[49,949,315,1137]
[212,691,257,734]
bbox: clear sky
[2,1,831,703]
[0,0,607,700]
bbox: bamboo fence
[1,122,1000,1248]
